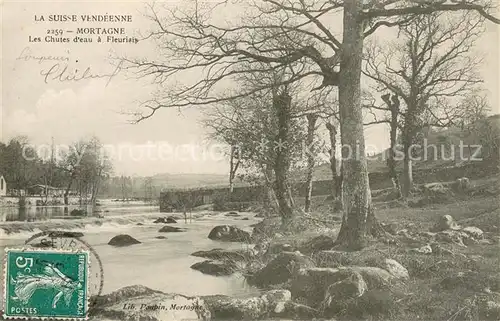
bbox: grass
[248,175,500,321]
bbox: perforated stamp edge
[2,247,91,320]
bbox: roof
[29,184,64,190]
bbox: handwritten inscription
[40,60,123,86]
[17,46,70,64]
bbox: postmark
[24,231,104,302]
[3,248,89,320]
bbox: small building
[27,184,65,197]
[0,175,6,197]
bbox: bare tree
[304,113,318,213]
[364,12,485,198]
[126,0,499,249]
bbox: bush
[70,209,86,216]
[213,191,230,211]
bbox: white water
[0,203,262,303]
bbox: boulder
[155,236,167,239]
[322,270,367,313]
[461,226,484,239]
[225,212,241,217]
[108,235,141,247]
[153,217,178,224]
[431,214,460,232]
[191,248,250,262]
[89,285,210,321]
[249,251,315,288]
[158,225,186,233]
[240,217,250,221]
[190,260,237,276]
[208,225,250,242]
[203,290,291,320]
[345,266,396,289]
[291,267,365,308]
[299,235,335,254]
[166,216,177,223]
[264,243,296,257]
[355,289,396,319]
[282,301,318,319]
[136,223,144,226]
[378,259,409,280]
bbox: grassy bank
[244,175,500,321]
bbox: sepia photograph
[0,0,499,320]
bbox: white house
[0,175,6,197]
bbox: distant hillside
[151,173,246,190]
[100,114,499,196]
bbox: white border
[2,247,91,320]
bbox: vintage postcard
[0,1,499,321]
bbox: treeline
[99,176,160,201]
[0,136,112,205]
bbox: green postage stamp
[3,248,89,319]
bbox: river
[0,200,262,307]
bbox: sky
[0,1,499,177]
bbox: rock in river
[191,248,251,262]
[208,225,250,242]
[154,216,178,224]
[159,225,186,233]
[190,260,238,276]
[108,235,141,247]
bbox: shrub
[212,191,230,211]
[70,209,86,217]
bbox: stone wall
[160,162,498,212]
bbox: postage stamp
[2,248,89,320]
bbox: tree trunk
[229,145,239,194]
[401,131,414,198]
[262,164,279,215]
[304,114,318,213]
[402,155,413,197]
[326,121,341,199]
[384,94,402,198]
[335,2,379,250]
[272,90,294,226]
[64,178,74,205]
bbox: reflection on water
[0,206,70,222]
[0,201,159,222]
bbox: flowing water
[0,200,262,304]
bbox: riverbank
[86,176,500,321]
